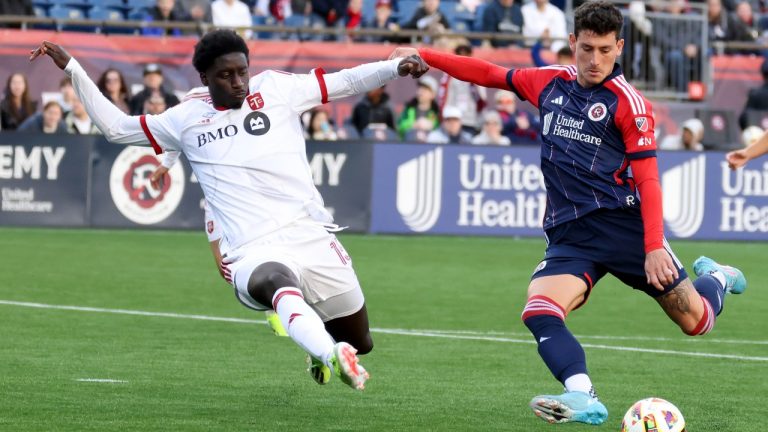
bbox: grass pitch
[0,227,765,431]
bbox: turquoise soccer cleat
[529,391,608,425]
[693,256,747,294]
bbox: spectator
[521,0,567,52]
[142,0,190,36]
[58,77,76,114]
[143,90,168,115]
[129,63,180,115]
[0,0,33,29]
[307,107,338,140]
[312,0,348,33]
[179,0,213,22]
[212,0,255,39]
[739,58,768,129]
[437,44,486,134]
[735,0,758,37]
[0,73,36,131]
[362,0,400,43]
[650,0,705,93]
[402,0,450,43]
[97,68,131,114]
[344,0,363,39]
[65,97,101,135]
[17,101,67,134]
[531,41,573,67]
[495,90,539,145]
[708,0,756,54]
[742,125,764,147]
[351,86,395,135]
[659,118,705,151]
[397,75,440,139]
[480,0,523,48]
[426,106,473,144]
[472,109,511,146]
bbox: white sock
[272,287,335,363]
[711,270,727,290]
[564,373,595,397]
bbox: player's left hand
[29,41,72,70]
[397,54,429,78]
[645,248,679,291]
[726,149,749,170]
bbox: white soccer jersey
[65,57,402,251]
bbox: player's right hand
[726,149,748,170]
[150,165,170,190]
[29,41,71,70]
[645,249,678,291]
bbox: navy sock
[523,314,587,384]
[694,274,725,316]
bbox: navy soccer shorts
[532,208,688,304]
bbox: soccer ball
[620,398,686,432]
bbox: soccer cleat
[330,342,369,391]
[306,355,332,385]
[264,310,288,337]
[529,391,608,425]
[693,256,746,294]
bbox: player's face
[570,30,624,88]
[203,52,250,110]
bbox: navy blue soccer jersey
[508,64,657,231]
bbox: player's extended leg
[657,257,746,336]
[247,262,368,390]
[324,304,373,355]
[524,274,608,425]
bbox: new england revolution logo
[109,147,185,225]
[588,102,607,122]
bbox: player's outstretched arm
[322,55,428,103]
[727,129,768,169]
[389,47,509,90]
[30,41,150,146]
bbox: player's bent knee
[249,262,298,291]
[354,335,373,355]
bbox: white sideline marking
[75,378,128,383]
[2,299,767,362]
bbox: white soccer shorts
[228,219,365,322]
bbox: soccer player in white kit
[30,30,429,391]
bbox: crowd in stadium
[1,0,768,149]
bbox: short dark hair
[192,30,249,73]
[556,46,573,59]
[573,1,623,39]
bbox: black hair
[556,46,573,59]
[192,29,250,74]
[573,1,623,39]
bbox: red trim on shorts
[272,289,303,310]
[139,115,163,154]
[314,68,328,104]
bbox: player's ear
[568,33,576,52]
[200,72,209,86]
[616,38,624,57]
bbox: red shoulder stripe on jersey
[139,114,163,155]
[314,68,328,104]
[612,76,646,115]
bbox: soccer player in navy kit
[392,0,746,425]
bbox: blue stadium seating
[48,4,97,32]
[396,0,420,25]
[89,6,135,34]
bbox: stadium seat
[95,0,128,8]
[89,6,135,34]
[440,2,473,32]
[696,108,741,150]
[397,0,420,25]
[48,4,94,32]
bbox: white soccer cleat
[330,342,369,391]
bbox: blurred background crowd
[1,0,768,150]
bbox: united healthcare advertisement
[370,144,768,241]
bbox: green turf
[0,227,765,431]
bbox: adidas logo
[551,96,564,105]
